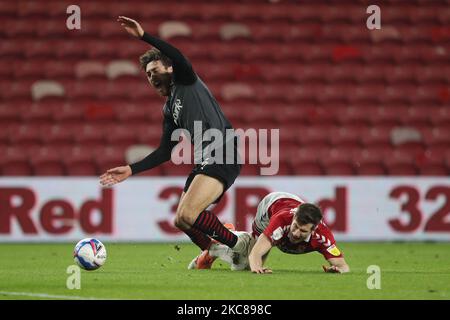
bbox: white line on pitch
[0,291,109,300]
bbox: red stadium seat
[54,40,89,60]
[422,127,450,150]
[419,164,448,176]
[324,162,355,176]
[31,146,65,176]
[297,126,332,147]
[289,148,325,176]
[52,102,85,124]
[73,124,107,146]
[65,161,98,176]
[198,4,233,21]
[384,150,419,176]
[287,5,321,23]
[275,162,292,176]
[386,163,419,176]
[94,146,128,172]
[290,161,324,176]
[138,165,164,176]
[1,147,32,176]
[361,127,392,147]
[8,124,42,147]
[59,146,96,176]
[329,126,363,148]
[162,163,194,176]
[134,124,165,146]
[430,107,450,127]
[416,65,450,85]
[282,24,322,42]
[336,105,373,127]
[356,161,386,176]
[104,126,138,148]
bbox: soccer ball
[73,238,107,271]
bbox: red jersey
[254,194,343,260]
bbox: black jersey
[130,32,236,175]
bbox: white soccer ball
[73,238,107,271]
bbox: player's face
[146,60,173,96]
[288,220,314,243]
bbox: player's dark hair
[295,203,323,226]
[139,48,173,70]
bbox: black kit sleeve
[129,115,179,175]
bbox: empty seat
[73,124,107,146]
[384,150,418,176]
[105,126,138,147]
[9,124,42,147]
[220,23,251,41]
[329,126,363,148]
[297,126,332,146]
[106,60,139,79]
[32,153,65,176]
[1,146,33,176]
[75,61,106,79]
[221,82,255,102]
[162,162,194,176]
[419,164,448,176]
[31,80,65,101]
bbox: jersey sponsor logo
[326,244,341,256]
[200,158,210,170]
[173,99,183,125]
[271,227,284,241]
[313,233,331,247]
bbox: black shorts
[183,161,242,204]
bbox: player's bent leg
[173,191,213,251]
[175,174,243,250]
[188,223,236,270]
[175,174,224,226]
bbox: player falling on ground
[100,16,250,259]
[190,192,350,274]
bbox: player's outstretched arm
[323,258,350,274]
[117,16,196,85]
[249,234,273,274]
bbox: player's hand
[99,166,132,187]
[251,267,272,274]
[117,16,144,38]
[322,265,341,273]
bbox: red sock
[184,227,212,251]
[193,210,238,248]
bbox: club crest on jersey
[173,99,183,125]
[326,244,341,257]
[271,227,284,241]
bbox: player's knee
[174,215,187,230]
[175,204,197,227]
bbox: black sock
[184,227,212,251]
[193,210,238,248]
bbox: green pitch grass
[0,242,449,300]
